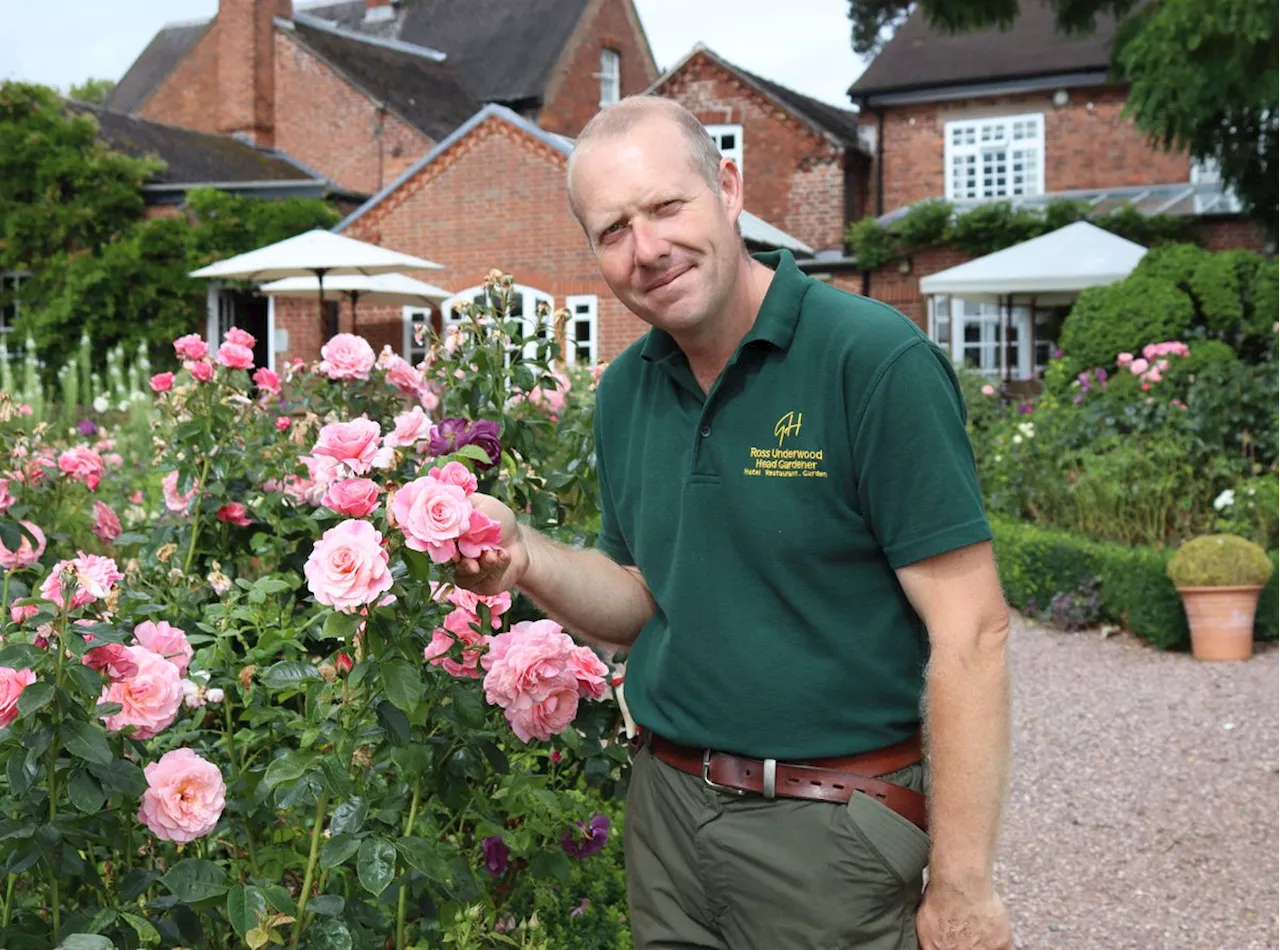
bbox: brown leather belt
[643,730,929,833]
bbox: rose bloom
[275,416,291,431]
[1116,352,1134,368]
[382,354,427,398]
[0,668,38,728]
[84,643,139,682]
[224,326,256,349]
[103,452,124,470]
[216,342,255,370]
[58,446,105,491]
[138,748,226,843]
[319,333,377,381]
[216,502,252,527]
[0,520,45,570]
[458,510,502,559]
[322,478,382,517]
[10,599,39,624]
[133,620,193,676]
[253,367,281,395]
[391,476,473,563]
[427,418,502,468]
[150,372,175,393]
[162,470,198,514]
[482,620,590,742]
[188,360,215,383]
[39,552,123,610]
[0,477,12,513]
[313,418,382,475]
[283,454,343,506]
[100,646,184,739]
[173,333,208,361]
[384,406,433,450]
[429,461,478,495]
[92,501,122,542]
[1128,357,1150,375]
[304,519,394,613]
[433,582,512,628]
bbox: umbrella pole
[348,291,360,335]
[317,268,333,341]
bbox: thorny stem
[288,789,330,950]
[395,784,423,950]
[181,454,213,576]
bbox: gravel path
[998,614,1279,949]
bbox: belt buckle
[701,750,748,797]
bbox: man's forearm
[923,622,1011,889]
[515,526,655,648]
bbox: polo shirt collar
[640,249,808,362]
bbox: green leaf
[329,797,367,836]
[452,685,487,729]
[163,858,228,903]
[380,658,421,713]
[262,883,296,915]
[20,726,53,755]
[455,444,493,464]
[6,752,38,796]
[319,834,361,869]
[322,611,359,640]
[61,721,113,765]
[119,912,161,945]
[260,661,322,689]
[90,758,147,796]
[319,757,352,798]
[227,884,267,937]
[530,850,572,884]
[119,868,159,902]
[0,643,45,669]
[55,936,114,950]
[86,909,117,934]
[401,548,434,585]
[68,769,105,814]
[375,701,410,746]
[306,895,345,917]
[0,817,36,841]
[356,837,396,896]
[66,663,104,697]
[16,681,54,716]
[395,836,452,883]
[263,750,313,789]
[308,919,353,950]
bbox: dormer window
[598,48,620,107]
[705,124,744,181]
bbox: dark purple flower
[1052,347,1064,360]
[561,814,611,860]
[427,417,469,456]
[481,835,509,877]
[76,419,99,436]
[1094,367,1108,381]
[1017,403,1034,415]
[465,420,503,468]
[426,417,503,469]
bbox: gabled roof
[67,101,323,186]
[288,17,479,140]
[650,45,862,149]
[104,18,209,114]
[850,2,1118,102]
[336,103,814,255]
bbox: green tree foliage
[847,0,1278,224]
[67,77,115,105]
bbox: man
[454,96,1013,950]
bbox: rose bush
[0,272,626,948]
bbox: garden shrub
[1131,241,1206,286]
[1166,534,1275,587]
[945,201,1044,255]
[1056,276,1195,378]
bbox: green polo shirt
[592,250,992,760]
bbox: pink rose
[9,599,38,624]
[304,519,394,613]
[433,582,511,626]
[428,612,488,679]
[1145,368,1163,383]
[0,478,12,513]
[0,520,45,570]
[567,645,610,701]
[132,620,193,675]
[423,629,455,662]
[319,334,376,381]
[457,510,502,559]
[313,419,382,475]
[1116,352,1134,368]
[138,748,226,843]
[275,416,291,431]
[1129,358,1150,376]
[980,384,995,397]
[390,477,473,563]
[429,462,478,495]
[322,478,382,517]
[224,327,256,349]
[103,453,124,470]
[84,643,140,682]
[58,446,105,491]
[129,490,144,504]
[481,620,602,742]
[39,552,123,610]
[16,404,32,417]
[173,334,208,361]
[253,367,281,395]
[216,342,255,370]
[283,455,343,506]
[0,668,37,728]
[100,646,184,739]
[188,360,215,383]
[382,355,427,398]
[92,501,122,542]
[150,372,175,393]
[384,406,433,450]
[216,502,251,527]
[162,470,198,514]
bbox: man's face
[570,118,743,336]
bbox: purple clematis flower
[481,835,509,877]
[561,814,611,859]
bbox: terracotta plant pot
[1176,585,1263,661]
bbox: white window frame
[563,294,598,366]
[0,272,24,336]
[704,123,744,180]
[931,296,1038,380]
[597,48,621,107]
[1190,158,1243,214]
[944,113,1044,201]
[402,305,434,364]
[442,284,554,362]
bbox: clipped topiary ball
[1166,534,1275,588]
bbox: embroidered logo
[773,411,803,448]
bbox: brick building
[802,4,1269,382]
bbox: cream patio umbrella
[189,229,444,338]
[259,273,451,333]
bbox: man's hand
[451,493,528,595]
[917,879,1013,950]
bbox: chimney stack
[217,0,292,146]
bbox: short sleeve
[850,339,992,569]
[592,396,635,566]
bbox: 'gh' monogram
[774,411,803,448]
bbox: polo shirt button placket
[700,425,711,438]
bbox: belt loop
[762,758,777,800]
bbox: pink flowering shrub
[138,749,226,843]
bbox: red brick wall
[656,53,850,254]
[853,245,974,331]
[538,0,658,138]
[140,24,221,133]
[876,85,1193,213]
[273,115,647,364]
[274,30,433,195]
[217,0,290,144]
[1192,217,1271,254]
